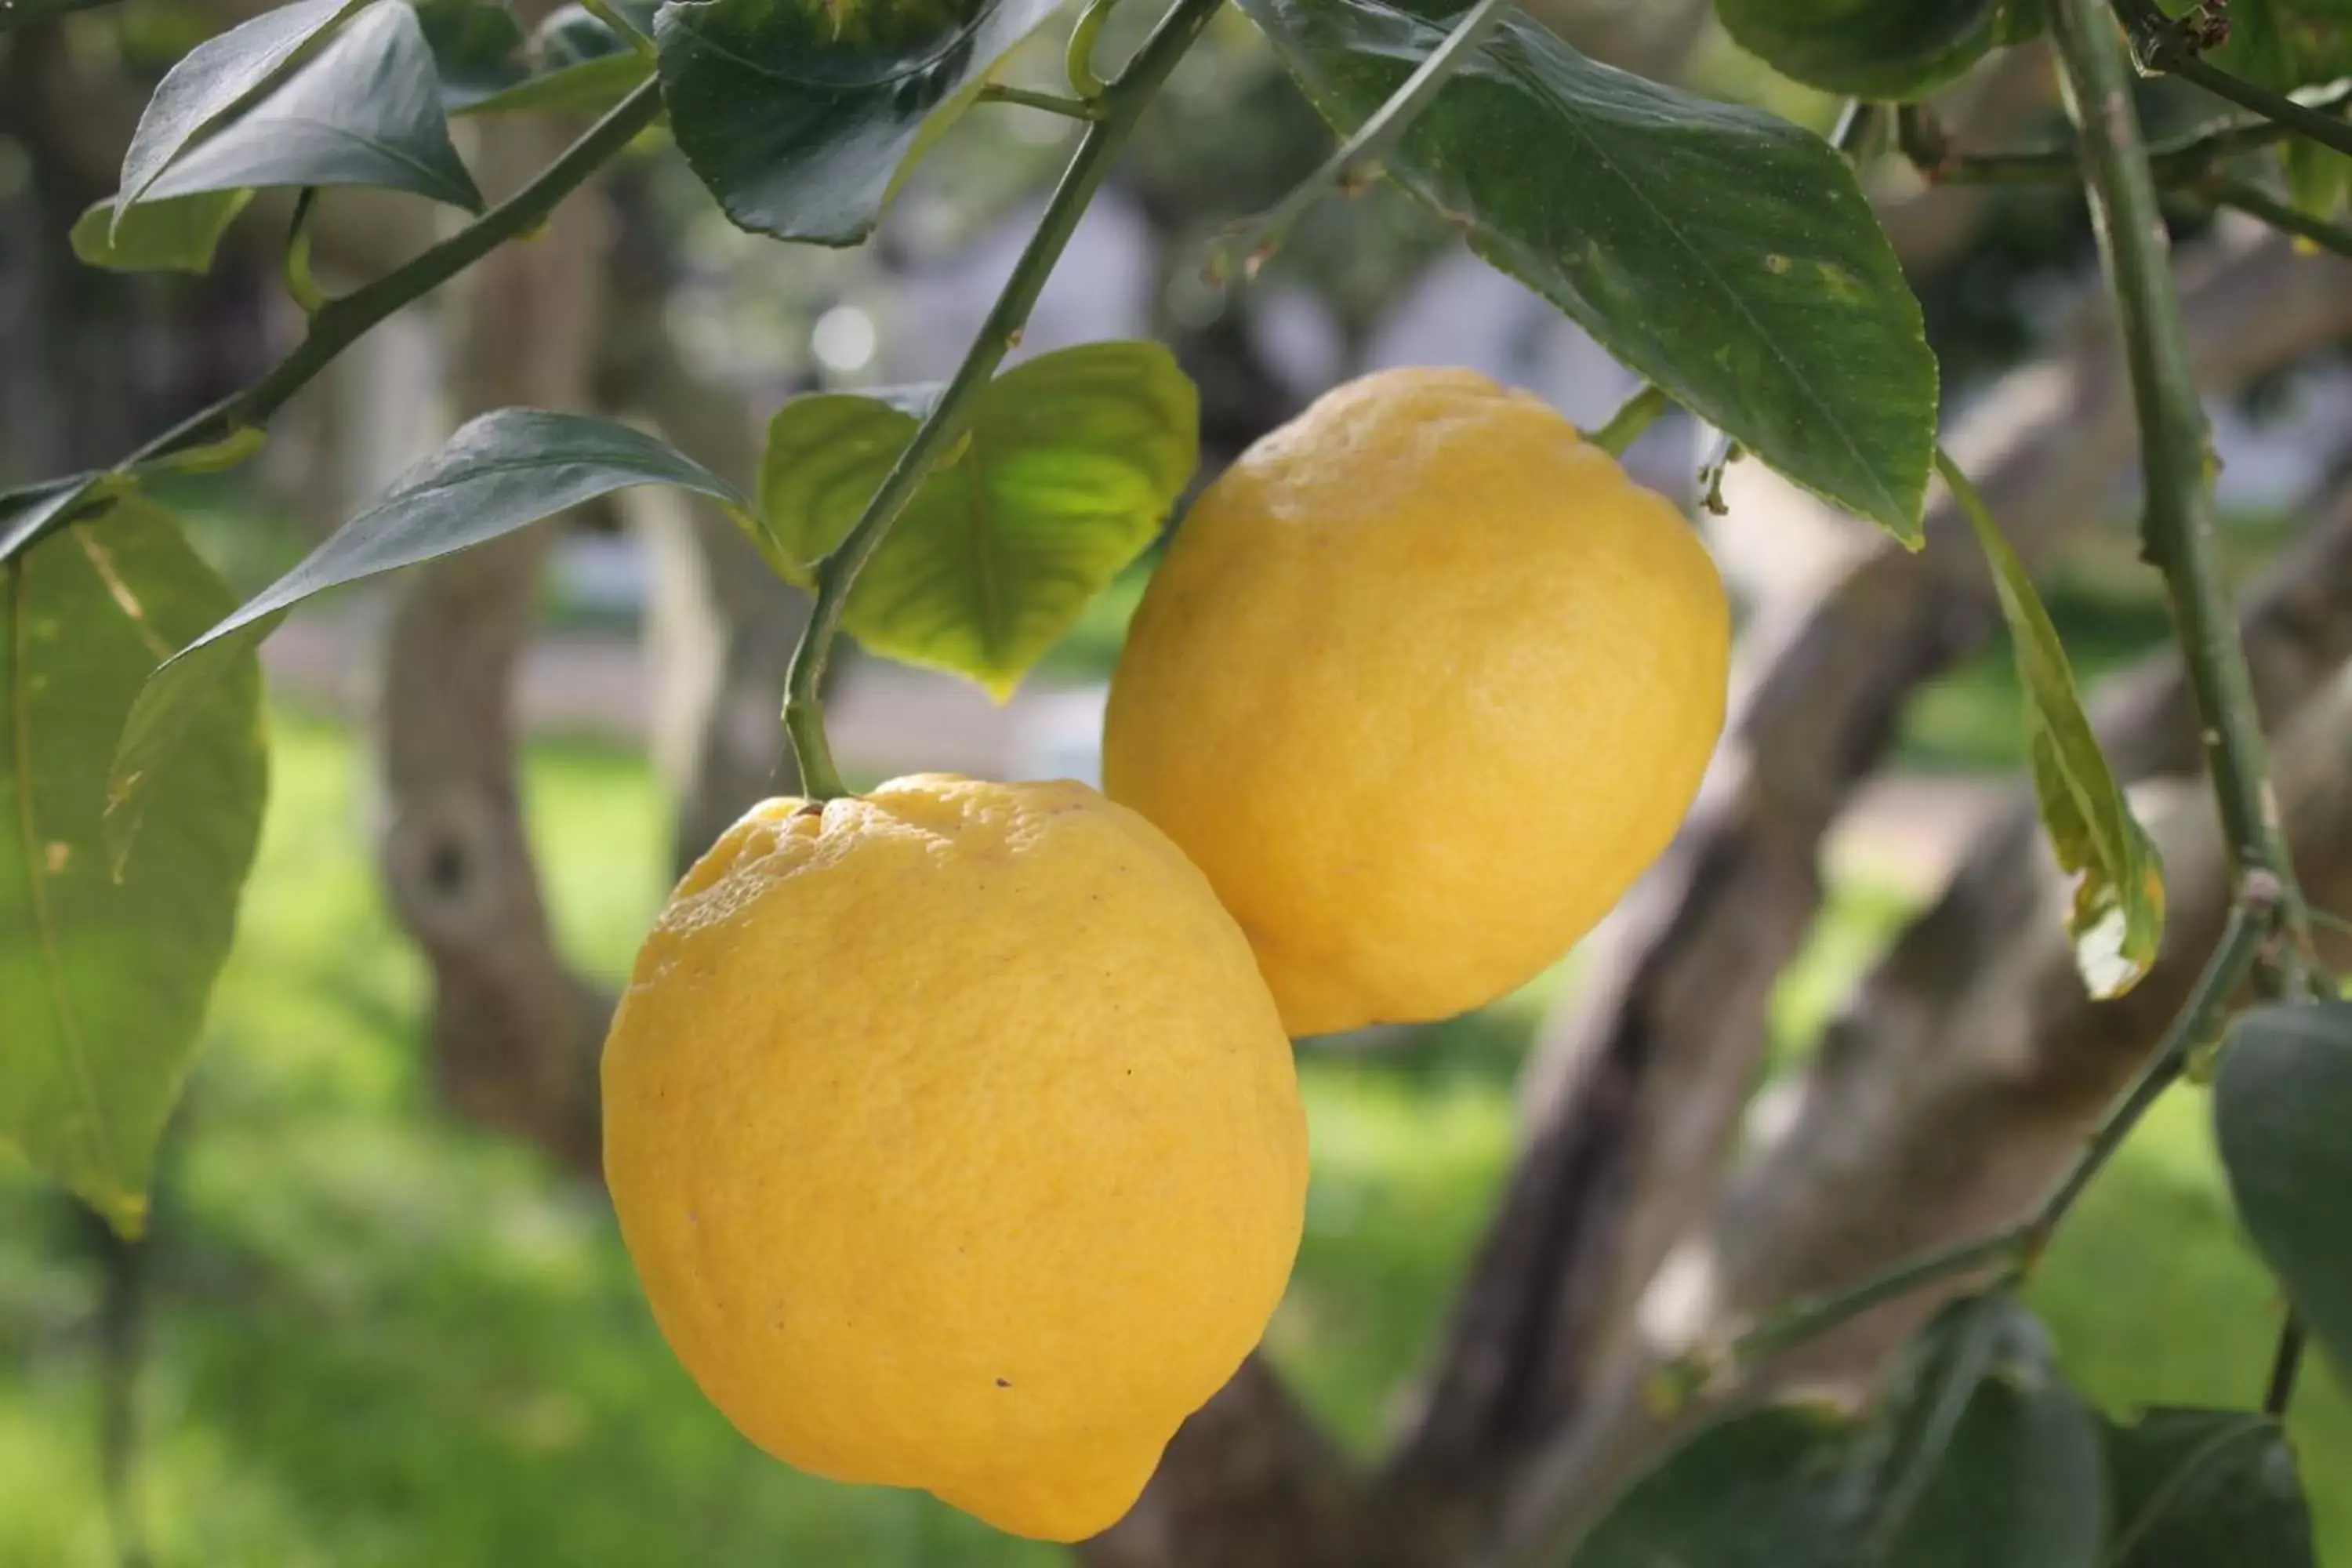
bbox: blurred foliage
[2,711,2347,1563]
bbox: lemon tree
[6,0,2350,1555]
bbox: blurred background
[6,0,2352,1563]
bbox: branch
[103,84,662,478]
[1201,0,1516,285]
[2108,0,2352,162]
[1896,83,2352,187]
[2202,173,2352,260]
[779,0,1225,797]
[1704,894,2268,1378]
[2052,0,2310,967]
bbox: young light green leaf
[1235,0,1936,540]
[1572,1294,2103,1566]
[107,411,746,858]
[1940,448,2163,998]
[114,0,370,225]
[655,0,1062,245]
[71,191,256,276]
[760,341,1199,699]
[2214,1001,2352,1387]
[2104,1408,2315,1567]
[139,1,485,212]
[1717,0,1999,98]
[0,499,267,1237]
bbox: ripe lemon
[602,776,1308,1541]
[1104,367,1729,1036]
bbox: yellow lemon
[1104,367,1729,1036]
[601,775,1307,1542]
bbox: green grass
[2,713,2346,1564]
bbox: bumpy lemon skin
[601,776,1308,1542]
[1104,367,1730,1037]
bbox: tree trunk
[371,109,610,1178]
[596,173,808,875]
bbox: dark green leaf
[1570,1405,1857,1567]
[449,0,657,114]
[2200,0,2352,95]
[1,475,117,566]
[1237,0,1937,539]
[416,0,531,107]
[2104,1408,2314,1567]
[1573,1294,2103,1567]
[1942,450,2163,998]
[2214,1001,2352,1385]
[760,341,1198,697]
[107,411,745,855]
[0,0,122,31]
[71,191,255,276]
[115,0,369,221]
[1717,0,1999,99]
[140,1,485,212]
[0,499,267,1236]
[655,0,1062,245]
[1860,1294,2106,1565]
[1994,0,2047,44]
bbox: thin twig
[122,85,662,467]
[9,82,662,556]
[779,0,1224,797]
[2106,0,2352,162]
[1900,83,2352,187]
[1201,0,1516,285]
[2202,173,2352,260]
[1702,901,2268,1381]
[977,82,1102,121]
[2264,1316,2307,1416]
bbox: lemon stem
[779,0,1226,800]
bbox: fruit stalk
[778,0,1225,799]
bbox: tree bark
[1488,485,2352,1564]
[595,175,808,875]
[371,111,610,1178]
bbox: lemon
[602,776,1308,1541]
[1104,367,1729,1036]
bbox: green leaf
[2104,1408,2314,1566]
[654,0,1062,245]
[0,499,267,1236]
[1236,0,1936,541]
[760,341,1198,698]
[450,0,657,115]
[2214,1001,2352,1385]
[107,411,746,855]
[138,1,485,212]
[416,0,532,107]
[71,191,256,276]
[1717,0,2000,99]
[115,0,370,223]
[1572,1294,2103,1566]
[1940,449,2163,999]
[1,475,119,565]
